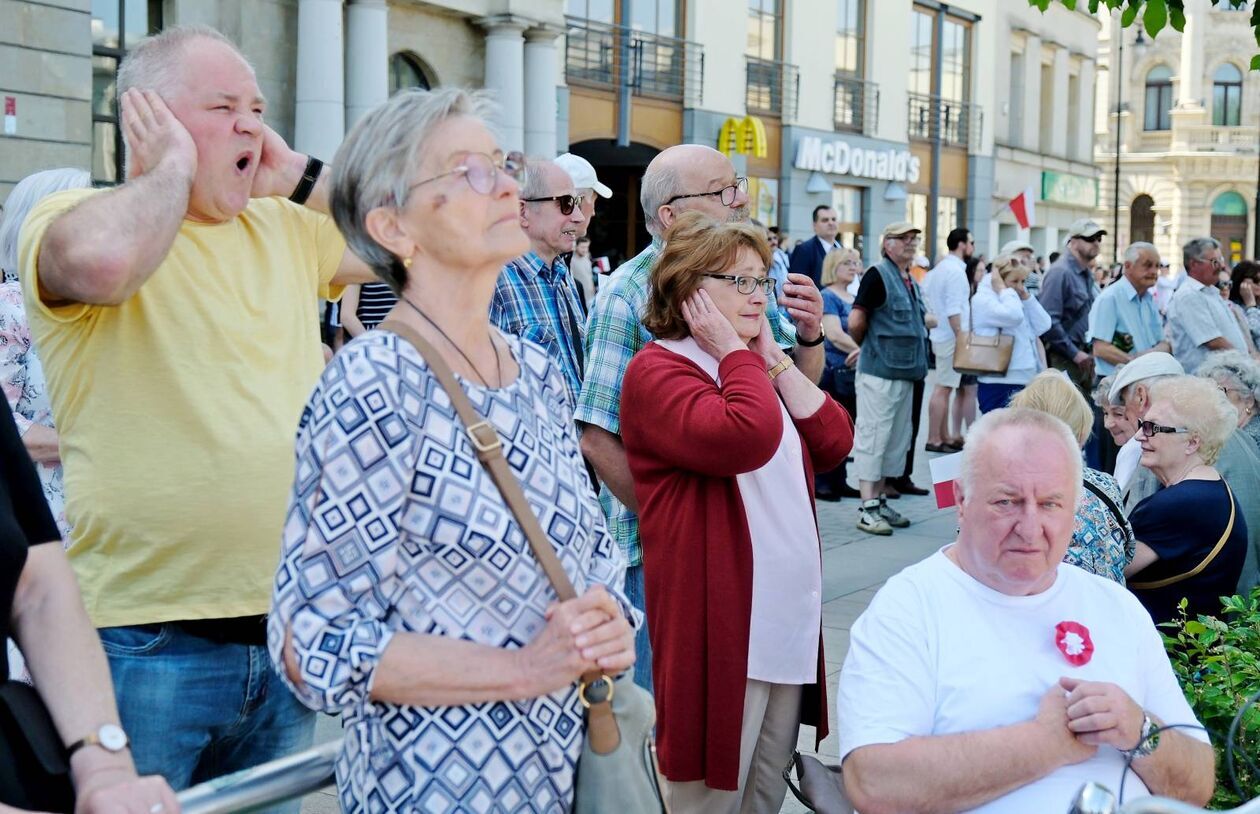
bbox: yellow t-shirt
[19,189,346,627]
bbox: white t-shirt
[923,254,971,344]
[838,549,1206,814]
[656,337,822,683]
[1114,437,1143,494]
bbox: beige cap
[1066,218,1106,241]
[1000,239,1034,255]
[1108,352,1185,402]
[881,221,922,240]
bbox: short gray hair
[1198,349,1260,405]
[1093,373,1118,408]
[1183,236,1221,269]
[0,168,92,280]
[1147,376,1238,465]
[641,163,682,238]
[1124,241,1158,264]
[330,87,497,293]
[117,25,247,100]
[518,157,559,202]
[960,407,1083,506]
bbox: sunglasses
[407,150,524,199]
[1077,234,1103,244]
[1137,420,1188,437]
[1216,279,1233,290]
[522,193,584,216]
[702,273,775,296]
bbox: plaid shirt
[490,251,587,406]
[574,243,797,566]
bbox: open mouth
[235,152,254,174]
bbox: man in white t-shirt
[837,407,1214,813]
[922,227,974,452]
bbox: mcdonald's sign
[718,116,768,159]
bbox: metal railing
[834,74,879,135]
[1071,781,1260,813]
[564,17,704,107]
[745,56,800,122]
[907,92,983,151]
[176,740,339,814]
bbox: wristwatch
[1123,712,1160,760]
[66,723,129,758]
[797,324,826,347]
[289,155,324,205]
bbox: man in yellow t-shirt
[19,25,373,799]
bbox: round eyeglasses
[702,273,774,297]
[406,151,524,200]
[665,177,749,207]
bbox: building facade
[1095,0,1258,268]
[3,1,1099,267]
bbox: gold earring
[403,256,413,269]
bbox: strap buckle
[466,421,503,455]
[578,674,615,709]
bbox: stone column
[1020,34,1042,151]
[1076,59,1096,163]
[295,0,345,161]
[523,25,563,158]
[1047,46,1070,157]
[477,15,530,153]
[1177,0,1206,108]
[346,0,388,129]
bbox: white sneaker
[857,500,893,536]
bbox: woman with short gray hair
[1198,349,1260,453]
[268,88,637,814]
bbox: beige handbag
[952,331,1014,376]
[379,321,667,814]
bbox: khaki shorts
[931,338,962,389]
[853,373,915,482]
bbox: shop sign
[1041,171,1098,208]
[794,136,920,184]
[718,116,768,159]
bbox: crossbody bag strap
[378,321,622,752]
[1130,482,1236,591]
[1081,477,1133,546]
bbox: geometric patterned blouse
[1064,466,1135,585]
[268,330,634,814]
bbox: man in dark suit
[789,204,842,286]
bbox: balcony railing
[834,74,878,135]
[564,17,704,106]
[907,92,982,151]
[745,56,799,122]
[1183,123,1258,151]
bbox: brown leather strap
[1131,482,1236,591]
[379,321,621,751]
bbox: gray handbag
[380,321,667,814]
[783,751,854,814]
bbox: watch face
[99,724,128,752]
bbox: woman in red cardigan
[620,212,854,813]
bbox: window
[1130,194,1155,244]
[389,53,432,94]
[91,0,162,184]
[1143,65,1173,131]
[567,0,678,35]
[939,17,969,104]
[909,9,933,97]
[907,6,973,144]
[746,0,780,60]
[835,0,864,76]
[1213,63,1243,127]
[1008,49,1025,145]
[906,194,963,259]
[1211,191,1248,265]
[566,0,614,23]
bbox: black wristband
[289,155,324,206]
[797,328,825,347]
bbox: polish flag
[1010,187,1036,229]
[929,451,964,509]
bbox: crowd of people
[0,21,1253,814]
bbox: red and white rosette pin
[1054,621,1094,667]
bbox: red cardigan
[620,344,854,790]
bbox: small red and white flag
[1010,186,1036,229]
[928,451,964,509]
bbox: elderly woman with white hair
[1126,376,1247,624]
[1198,349,1260,454]
[268,88,636,814]
[0,167,91,537]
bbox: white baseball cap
[1000,239,1034,255]
[1108,352,1185,402]
[554,153,612,199]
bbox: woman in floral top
[1011,372,1134,583]
[0,168,91,538]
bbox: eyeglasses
[1194,256,1228,271]
[522,193,584,216]
[1137,419,1189,437]
[407,150,523,199]
[888,234,921,245]
[1216,279,1233,290]
[665,177,748,207]
[702,273,775,296]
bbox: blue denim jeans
[623,563,654,694]
[98,624,315,814]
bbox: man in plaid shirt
[491,158,588,405]
[576,143,826,692]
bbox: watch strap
[289,155,324,206]
[66,724,129,758]
[796,327,825,347]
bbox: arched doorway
[568,140,661,269]
[1130,194,1155,245]
[1211,190,1248,265]
[389,52,434,94]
